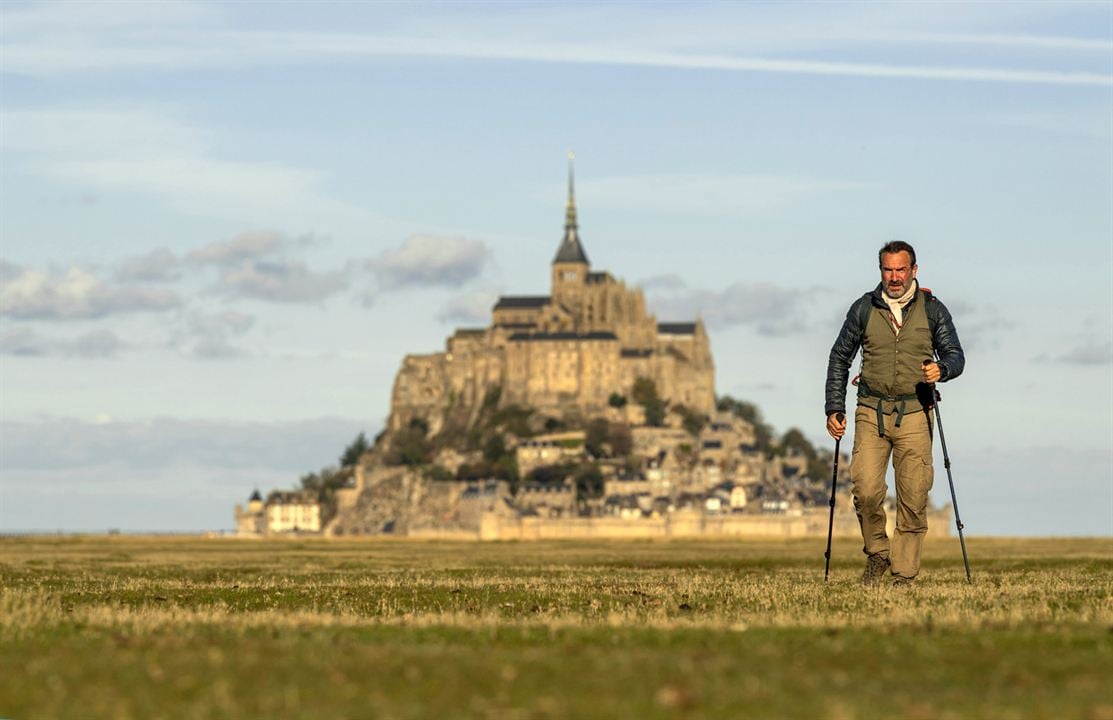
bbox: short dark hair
[879,240,916,268]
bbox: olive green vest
[858,294,934,416]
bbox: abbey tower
[388,157,716,435]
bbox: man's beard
[884,283,907,298]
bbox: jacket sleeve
[929,298,965,382]
[825,297,866,417]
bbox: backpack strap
[920,287,940,335]
[857,293,873,332]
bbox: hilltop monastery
[388,157,716,435]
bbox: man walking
[825,241,964,586]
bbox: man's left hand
[922,361,941,384]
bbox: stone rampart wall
[469,508,951,541]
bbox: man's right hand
[827,412,847,440]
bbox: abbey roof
[494,296,550,309]
[658,322,697,335]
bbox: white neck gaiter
[883,279,918,333]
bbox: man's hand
[922,360,942,384]
[826,412,846,440]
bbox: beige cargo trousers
[850,405,934,580]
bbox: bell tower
[552,152,589,311]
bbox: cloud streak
[424,40,1112,87]
[0,327,127,358]
[1054,341,1113,366]
[2,3,1109,87]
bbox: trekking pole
[923,359,972,583]
[823,412,845,582]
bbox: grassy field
[1,535,1110,720]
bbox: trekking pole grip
[828,413,844,509]
[923,359,942,402]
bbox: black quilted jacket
[824,283,965,417]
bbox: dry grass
[1,535,1110,719]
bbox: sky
[0,0,1110,535]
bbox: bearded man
[825,241,965,586]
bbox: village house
[235,489,322,535]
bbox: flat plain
[1,535,1110,720]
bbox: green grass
[1,536,1111,719]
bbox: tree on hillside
[717,395,775,453]
[299,465,354,525]
[609,423,632,457]
[340,432,370,467]
[527,463,576,485]
[585,418,610,458]
[385,418,432,466]
[807,447,838,483]
[574,465,604,500]
[483,433,508,464]
[632,377,667,427]
[778,427,817,461]
[672,404,708,437]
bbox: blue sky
[1,1,1110,534]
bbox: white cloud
[188,231,285,267]
[115,248,182,283]
[171,310,256,360]
[217,259,347,303]
[649,282,813,336]
[437,286,500,324]
[369,235,492,291]
[0,265,179,320]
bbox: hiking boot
[891,576,915,588]
[861,554,891,585]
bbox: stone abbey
[389,158,716,433]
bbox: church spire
[553,151,589,265]
[565,151,578,230]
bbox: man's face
[880,251,917,299]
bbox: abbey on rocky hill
[389,157,716,435]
